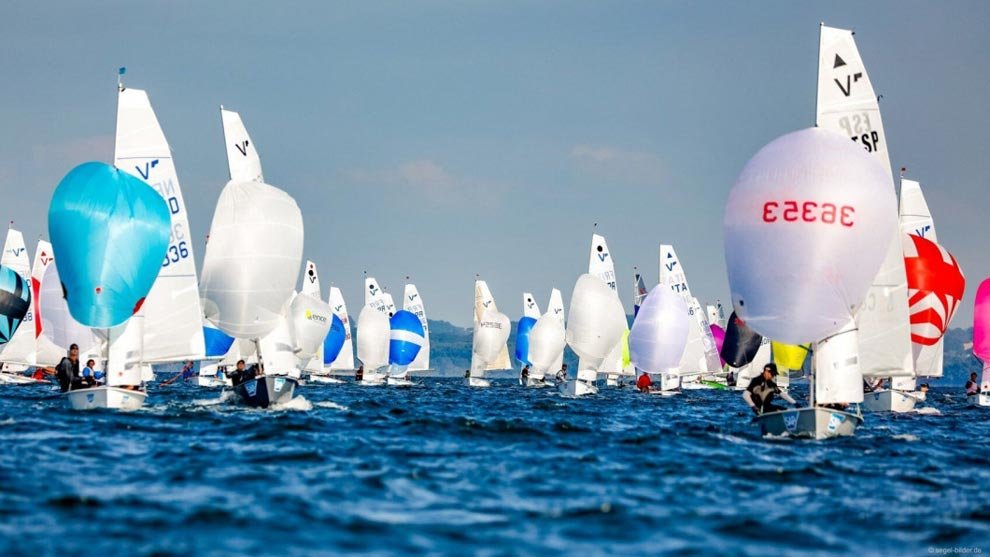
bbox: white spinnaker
[38,262,103,366]
[474,280,511,371]
[200,180,303,340]
[299,260,323,372]
[817,25,914,381]
[288,291,332,370]
[471,309,511,378]
[523,292,541,320]
[1,228,30,280]
[658,244,721,374]
[365,277,388,314]
[899,178,942,380]
[114,87,205,364]
[403,284,430,371]
[528,313,565,380]
[547,288,566,374]
[628,286,690,373]
[327,286,355,370]
[220,107,264,183]
[814,319,864,404]
[356,305,390,371]
[566,274,627,383]
[587,234,627,375]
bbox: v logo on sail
[135,159,159,180]
[235,140,250,156]
[833,72,863,97]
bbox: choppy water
[1,379,988,556]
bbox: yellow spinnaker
[771,342,811,371]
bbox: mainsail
[817,24,914,380]
[899,178,942,378]
[326,286,355,370]
[658,244,721,375]
[403,283,431,372]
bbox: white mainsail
[1,228,30,280]
[523,292,541,320]
[327,286,355,370]
[299,260,324,372]
[474,280,511,372]
[587,233,629,377]
[365,277,388,313]
[39,262,103,366]
[383,292,396,317]
[220,107,264,183]
[817,24,914,381]
[899,177,942,380]
[356,304,390,372]
[403,283,430,372]
[547,288,566,375]
[658,244,721,375]
[0,230,34,367]
[112,86,206,366]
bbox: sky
[1,1,987,328]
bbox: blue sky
[1,1,987,327]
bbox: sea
[1,379,987,557]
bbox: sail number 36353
[762,201,854,227]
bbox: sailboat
[321,286,355,379]
[724,126,897,439]
[386,309,425,387]
[101,83,207,398]
[546,288,566,379]
[587,233,633,387]
[973,278,990,406]
[525,310,565,388]
[658,244,721,390]
[356,304,390,385]
[817,24,917,414]
[722,312,769,390]
[468,279,510,387]
[0,227,41,383]
[515,292,540,385]
[200,107,305,408]
[559,274,626,397]
[403,280,431,374]
[0,240,62,378]
[0,263,32,383]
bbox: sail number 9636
[762,201,854,227]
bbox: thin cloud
[570,144,664,183]
[345,159,507,208]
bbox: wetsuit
[55,357,81,392]
[743,375,794,415]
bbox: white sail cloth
[628,286,690,373]
[566,274,627,383]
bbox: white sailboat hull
[522,376,553,388]
[558,379,598,397]
[196,375,232,388]
[860,389,919,413]
[753,407,862,440]
[387,376,414,387]
[466,377,491,388]
[0,372,47,385]
[64,387,147,411]
[307,374,345,384]
[968,394,990,407]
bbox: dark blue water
[1,380,987,557]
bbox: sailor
[357,366,365,381]
[726,369,736,387]
[228,360,249,386]
[31,367,55,382]
[80,359,99,387]
[520,365,530,384]
[556,364,568,383]
[55,344,82,392]
[162,361,196,386]
[636,371,653,393]
[965,372,980,396]
[742,363,796,415]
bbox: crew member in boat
[227,360,250,386]
[742,363,796,415]
[863,377,885,393]
[726,369,736,388]
[55,344,83,392]
[162,361,196,386]
[80,359,101,387]
[31,367,55,382]
[965,372,980,396]
[636,371,653,393]
[357,365,365,381]
[555,364,568,383]
[520,365,530,384]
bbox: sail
[474,280,510,371]
[327,286,355,370]
[587,234,626,375]
[814,319,864,404]
[771,342,811,373]
[1,229,30,282]
[547,288,565,374]
[470,309,510,378]
[721,312,764,368]
[220,108,264,183]
[628,286,690,373]
[515,293,541,366]
[0,237,46,365]
[0,266,30,349]
[633,274,648,317]
[816,24,914,381]
[356,305,390,371]
[203,322,235,358]
[737,337,772,387]
[388,309,425,378]
[200,180,303,339]
[298,260,323,372]
[49,162,170,329]
[114,87,205,362]
[38,262,102,366]
[709,324,726,367]
[528,313,565,379]
[403,283,430,371]
[365,277,388,313]
[566,274,627,383]
[659,244,720,373]
[287,292,332,370]
[383,292,396,317]
[975,279,990,363]
[899,178,943,378]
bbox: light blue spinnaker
[48,161,170,328]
